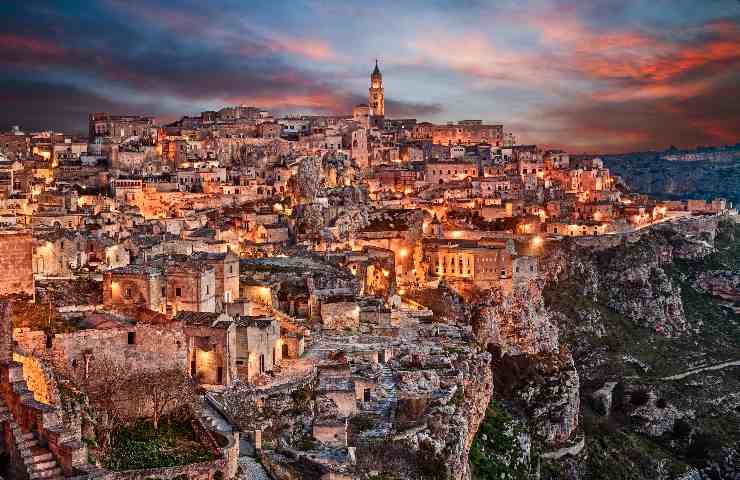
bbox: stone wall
[12,351,60,405]
[320,301,359,330]
[0,230,33,297]
[13,323,187,376]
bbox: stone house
[234,316,281,383]
[254,223,289,244]
[163,259,217,315]
[177,311,236,385]
[0,229,33,296]
[193,250,240,305]
[103,254,218,316]
[104,265,165,312]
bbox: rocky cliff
[538,215,740,480]
[468,280,582,478]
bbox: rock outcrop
[541,217,728,336]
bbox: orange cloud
[267,36,337,61]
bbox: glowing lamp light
[398,248,408,258]
[532,236,543,247]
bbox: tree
[134,367,195,430]
[70,354,136,451]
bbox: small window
[176,287,182,297]
[161,286,166,296]
[128,332,136,345]
[124,287,132,298]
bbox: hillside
[599,145,740,205]
[539,216,740,479]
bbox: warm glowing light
[382,269,390,277]
[532,236,543,247]
[398,248,408,258]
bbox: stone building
[425,160,479,184]
[104,255,218,316]
[88,112,156,143]
[415,121,503,146]
[234,316,281,382]
[104,265,165,312]
[163,260,217,315]
[13,319,187,377]
[193,250,240,305]
[424,238,514,289]
[178,311,236,385]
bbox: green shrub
[104,417,215,471]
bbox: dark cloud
[0,80,170,133]
[384,99,444,117]
[537,70,740,153]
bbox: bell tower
[368,59,384,118]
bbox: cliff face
[474,282,559,355]
[394,349,494,480]
[469,281,582,477]
[542,217,724,337]
[539,216,740,480]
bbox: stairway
[366,364,398,417]
[0,400,63,480]
[21,432,63,480]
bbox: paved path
[237,456,271,480]
[660,359,740,381]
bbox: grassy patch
[104,418,215,471]
[469,400,532,480]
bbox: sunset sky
[1,0,739,152]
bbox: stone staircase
[366,364,398,417]
[21,432,64,480]
[0,397,63,480]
